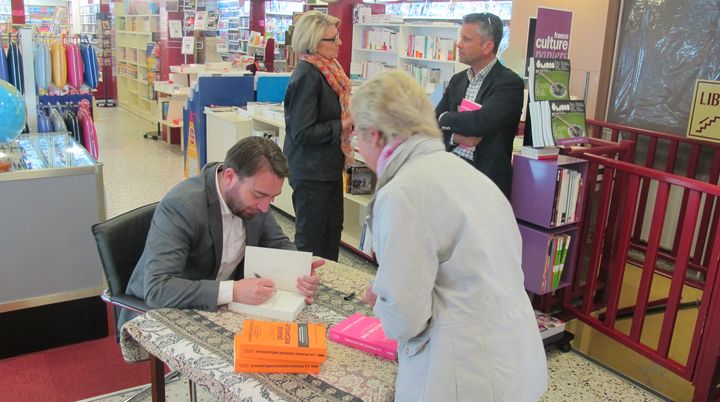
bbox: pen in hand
[253,272,262,279]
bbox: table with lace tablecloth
[120,260,397,402]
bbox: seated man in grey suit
[119,136,323,331]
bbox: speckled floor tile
[94,106,185,218]
[91,107,669,402]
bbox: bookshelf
[78,3,99,40]
[511,155,587,295]
[115,2,160,123]
[351,22,463,95]
[0,0,11,25]
[217,0,250,58]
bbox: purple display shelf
[518,224,579,295]
[511,155,588,229]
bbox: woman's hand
[297,258,324,304]
[360,284,377,307]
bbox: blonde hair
[350,70,442,144]
[291,11,340,55]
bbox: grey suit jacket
[119,162,294,330]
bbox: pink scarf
[377,137,406,177]
[300,54,353,162]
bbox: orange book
[234,320,327,363]
[234,356,321,374]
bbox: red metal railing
[586,120,720,288]
[561,152,720,402]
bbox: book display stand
[512,154,588,352]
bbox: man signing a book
[118,137,322,332]
[435,12,524,199]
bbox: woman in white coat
[353,70,547,402]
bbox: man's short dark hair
[224,136,290,179]
[463,12,502,54]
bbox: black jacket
[435,61,524,197]
[283,60,345,182]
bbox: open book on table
[228,246,312,321]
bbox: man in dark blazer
[436,12,524,199]
[119,137,322,331]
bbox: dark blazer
[120,162,294,330]
[283,59,345,181]
[435,61,524,198]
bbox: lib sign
[687,80,720,143]
[533,7,573,60]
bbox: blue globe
[0,79,27,144]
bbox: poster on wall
[169,20,182,39]
[194,10,208,30]
[184,12,196,32]
[533,7,572,60]
[687,80,720,144]
[182,36,196,55]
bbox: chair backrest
[91,203,158,298]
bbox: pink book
[329,313,398,360]
[459,99,482,112]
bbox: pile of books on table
[234,320,327,373]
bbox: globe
[0,79,27,144]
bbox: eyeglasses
[481,13,494,39]
[320,35,340,44]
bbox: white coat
[368,135,547,402]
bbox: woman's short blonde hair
[350,70,442,144]
[291,11,340,55]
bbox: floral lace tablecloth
[120,260,397,402]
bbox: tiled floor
[90,106,669,401]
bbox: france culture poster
[533,7,572,60]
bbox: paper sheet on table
[245,246,312,294]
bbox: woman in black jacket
[283,11,352,260]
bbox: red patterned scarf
[300,54,353,162]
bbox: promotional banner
[533,7,572,59]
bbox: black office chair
[92,202,189,400]
[92,202,157,332]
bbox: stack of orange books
[234,320,328,374]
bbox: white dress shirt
[215,164,247,305]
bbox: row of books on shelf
[406,35,457,61]
[360,28,398,51]
[540,234,572,292]
[551,167,583,227]
[349,60,395,81]
[402,64,442,93]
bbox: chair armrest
[101,291,151,313]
